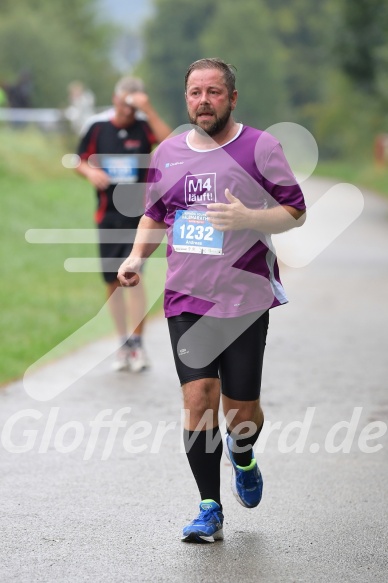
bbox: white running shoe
[128,345,149,373]
[111,345,131,372]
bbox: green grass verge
[0,126,166,385]
[316,159,388,198]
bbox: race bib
[101,155,139,183]
[172,210,224,255]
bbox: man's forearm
[76,159,90,179]
[207,189,306,234]
[130,215,166,263]
[143,106,172,143]
[245,205,306,234]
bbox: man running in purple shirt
[118,58,306,543]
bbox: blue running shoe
[225,433,263,508]
[181,500,224,543]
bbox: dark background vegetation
[2,0,387,159]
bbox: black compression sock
[227,425,262,467]
[184,426,223,509]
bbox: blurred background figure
[3,70,33,108]
[75,76,171,373]
[66,81,96,134]
[78,78,150,136]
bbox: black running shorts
[167,310,269,401]
[97,212,141,283]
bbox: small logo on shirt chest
[124,139,141,149]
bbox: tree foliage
[0,0,118,107]
[137,0,286,129]
[2,0,387,159]
[137,0,388,159]
[337,0,388,96]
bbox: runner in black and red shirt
[76,76,171,372]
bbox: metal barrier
[0,107,63,123]
[0,107,110,132]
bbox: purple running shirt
[145,125,306,318]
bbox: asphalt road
[1,177,387,582]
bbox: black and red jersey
[77,118,157,224]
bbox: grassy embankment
[0,127,165,385]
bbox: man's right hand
[117,257,142,287]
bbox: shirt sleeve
[262,144,306,211]
[77,123,99,161]
[144,149,166,223]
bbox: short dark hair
[185,58,236,97]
